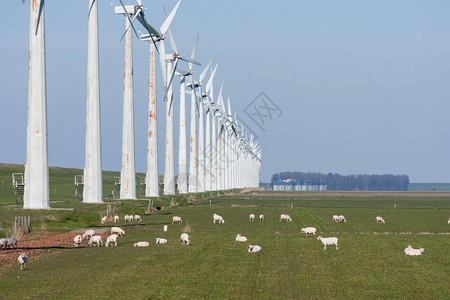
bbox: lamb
[213,213,225,224]
[404,246,424,256]
[300,227,317,236]
[6,237,18,249]
[111,227,125,237]
[235,234,248,242]
[0,238,7,250]
[376,216,385,224]
[279,214,292,222]
[134,215,142,222]
[73,235,83,247]
[249,214,255,222]
[180,233,190,245]
[82,229,95,240]
[259,214,265,222]
[172,216,183,224]
[114,215,119,223]
[339,215,346,223]
[101,216,107,224]
[134,241,150,247]
[332,215,340,222]
[317,236,338,250]
[88,235,103,247]
[248,245,262,253]
[105,234,118,247]
[18,253,28,270]
[156,238,168,244]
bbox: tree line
[271,171,410,191]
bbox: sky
[1,0,449,183]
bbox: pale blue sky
[1,0,449,182]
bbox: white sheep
[124,215,134,222]
[101,216,107,224]
[404,246,424,256]
[259,214,265,222]
[235,234,248,242]
[82,229,95,240]
[249,214,255,222]
[18,253,28,270]
[172,216,182,224]
[134,215,142,222]
[111,227,125,237]
[134,241,150,247]
[6,237,18,249]
[213,213,225,224]
[156,238,168,244]
[0,238,7,250]
[376,216,385,224]
[248,245,262,253]
[317,236,338,250]
[332,215,340,222]
[448,217,450,224]
[88,235,103,247]
[339,215,346,223]
[114,215,119,223]
[279,214,292,222]
[300,227,317,236]
[106,234,118,247]
[180,233,190,245]
[73,235,83,247]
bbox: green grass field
[0,164,449,299]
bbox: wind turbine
[138,0,182,197]
[158,12,200,195]
[83,0,103,204]
[22,0,50,209]
[115,0,141,199]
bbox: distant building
[273,179,327,191]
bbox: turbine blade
[179,55,200,66]
[167,26,178,55]
[118,0,140,39]
[206,63,219,95]
[189,35,199,70]
[35,0,44,36]
[199,58,213,83]
[166,59,179,95]
[160,0,182,35]
[88,0,96,18]
[158,40,168,99]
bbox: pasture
[0,192,449,299]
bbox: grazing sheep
[259,214,265,222]
[111,227,125,237]
[101,216,107,224]
[279,214,292,222]
[134,215,142,222]
[317,236,338,250]
[156,238,168,244]
[172,216,183,224]
[73,235,83,247]
[6,237,18,249]
[180,233,190,245]
[105,234,118,247]
[82,229,95,240]
[88,235,103,247]
[124,215,134,223]
[248,245,262,253]
[0,238,7,250]
[339,215,346,223]
[114,215,119,223]
[134,241,150,247]
[448,217,450,224]
[235,234,248,242]
[376,216,385,224]
[404,246,424,256]
[300,227,317,236]
[18,253,28,270]
[213,213,225,224]
[332,215,340,222]
[249,214,255,222]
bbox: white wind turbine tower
[22,0,49,209]
[139,0,182,197]
[83,0,103,203]
[115,0,141,199]
[187,58,212,193]
[202,64,218,191]
[158,20,200,195]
